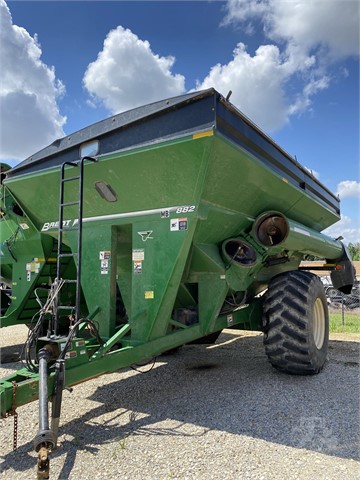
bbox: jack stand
[34,347,55,479]
[51,359,65,448]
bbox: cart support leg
[51,359,65,448]
[34,348,55,479]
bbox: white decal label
[132,249,145,261]
[99,251,111,274]
[101,260,109,274]
[133,261,142,274]
[160,210,170,218]
[170,218,188,231]
[176,206,195,214]
[41,219,78,232]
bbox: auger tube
[252,211,344,259]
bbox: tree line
[348,242,360,261]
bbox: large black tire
[263,270,329,375]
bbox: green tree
[347,242,360,261]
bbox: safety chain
[11,381,18,450]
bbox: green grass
[329,312,360,333]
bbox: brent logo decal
[137,231,153,242]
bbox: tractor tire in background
[263,270,329,375]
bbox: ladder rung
[55,161,83,325]
[63,176,80,182]
[60,201,80,207]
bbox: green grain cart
[0,89,355,478]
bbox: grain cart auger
[0,89,355,478]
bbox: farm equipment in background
[324,280,360,309]
[0,89,355,478]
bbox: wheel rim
[313,298,326,349]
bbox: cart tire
[263,270,329,375]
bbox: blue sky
[1,0,359,243]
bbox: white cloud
[288,76,330,117]
[209,0,359,132]
[197,43,295,131]
[0,0,66,161]
[83,26,185,114]
[336,180,360,199]
[222,0,269,24]
[266,0,359,60]
[319,183,360,245]
[196,41,330,132]
[82,3,358,134]
[223,0,359,60]
[304,166,319,179]
[323,215,360,245]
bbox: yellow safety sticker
[192,130,214,140]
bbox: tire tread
[263,271,329,375]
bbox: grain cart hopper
[0,89,355,478]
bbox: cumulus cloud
[223,0,359,60]
[336,181,360,199]
[196,42,324,131]
[266,0,359,60]
[197,43,288,131]
[321,180,360,244]
[0,0,66,162]
[82,2,358,134]
[323,215,360,245]
[197,0,359,132]
[83,26,185,114]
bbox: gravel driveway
[0,326,359,479]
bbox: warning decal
[134,261,142,274]
[99,251,111,274]
[170,218,188,231]
[132,249,145,261]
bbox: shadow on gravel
[1,332,359,476]
[0,343,23,365]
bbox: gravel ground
[0,325,359,480]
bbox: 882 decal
[175,205,196,214]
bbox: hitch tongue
[34,347,56,479]
[37,447,50,479]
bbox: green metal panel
[4,133,338,236]
[0,92,354,480]
[4,135,210,232]
[0,130,347,332]
[0,126,350,414]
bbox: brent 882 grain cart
[0,89,355,478]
